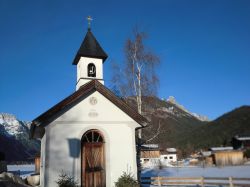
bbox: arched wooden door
[81,130,105,187]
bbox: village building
[209,147,243,166]
[140,144,160,167]
[160,148,177,165]
[232,135,250,150]
[200,151,213,166]
[140,145,178,167]
[30,24,148,187]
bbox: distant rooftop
[166,148,177,153]
[201,151,212,157]
[234,136,250,141]
[141,144,159,150]
[210,147,233,152]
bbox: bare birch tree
[111,28,161,182]
[125,30,159,113]
[112,28,160,138]
[113,28,160,138]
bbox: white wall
[140,158,160,168]
[42,91,140,187]
[160,154,177,163]
[40,134,46,187]
[76,57,104,90]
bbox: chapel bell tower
[73,17,108,90]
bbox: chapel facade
[30,25,147,187]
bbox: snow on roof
[166,148,177,152]
[210,147,233,151]
[235,136,250,141]
[142,144,159,149]
[201,151,212,157]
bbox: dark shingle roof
[30,80,148,139]
[72,29,108,65]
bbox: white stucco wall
[40,134,46,187]
[41,91,140,187]
[160,154,177,163]
[76,57,104,90]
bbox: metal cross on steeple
[87,16,93,30]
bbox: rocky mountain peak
[0,113,17,123]
[165,96,209,121]
[0,113,28,137]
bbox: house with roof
[160,148,177,165]
[232,135,250,150]
[140,144,160,168]
[208,147,243,166]
[140,145,178,168]
[30,24,147,187]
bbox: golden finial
[87,16,93,30]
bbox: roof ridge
[30,80,148,138]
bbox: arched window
[88,63,96,77]
[81,130,105,187]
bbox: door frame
[81,129,106,187]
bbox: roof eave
[30,122,45,139]
[29,80,148,135]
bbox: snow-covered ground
[142,165,250,178]
[7,164,35,178]
[7,164,250,180]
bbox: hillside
[126,97,250,155]
[176,105,250,150]
[126,96,208,148]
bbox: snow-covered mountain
[0,113,40,162]
[0,113,30,137]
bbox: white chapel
[30,23,147,187]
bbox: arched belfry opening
[88,63,96,77]
[81,130,105,187]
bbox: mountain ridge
[175,105,250,152]
[165,96,209,122]
[129,97,250,157]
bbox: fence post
[200,177,204,187]
[229,177,234,187]
[157,176,161,186]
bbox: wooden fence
[141,176,250,187]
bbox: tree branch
[144,120,162,143]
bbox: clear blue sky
[0,0,249,121]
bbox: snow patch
[142,165,250,178]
